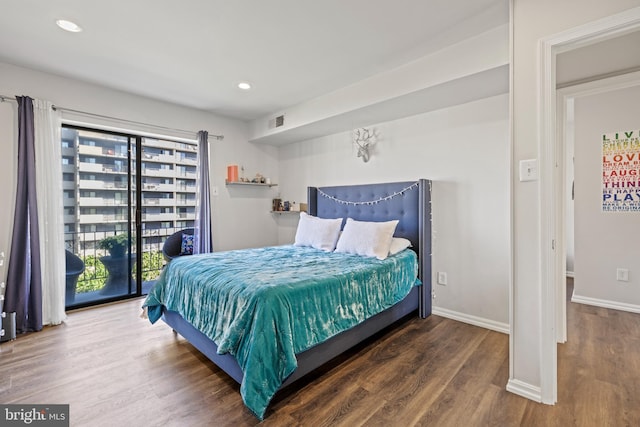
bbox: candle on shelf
[227,165,239,182]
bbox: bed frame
[161,179,432,391]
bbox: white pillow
[294,212,342,251]
[335,218,399,260]
[389,237,412,255]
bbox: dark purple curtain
[194,130,212,254]
[5,95,43,333]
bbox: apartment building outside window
[62,125,198,308]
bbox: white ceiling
[0,0,508,121]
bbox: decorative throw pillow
[389,237,412,256]
[180,233,194,255]
[294,212,343,252]
[335,218,399,260]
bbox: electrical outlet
[616,268,629,282]
[437,272,448,286]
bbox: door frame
[538,6,640,404]
[63,124,142,307]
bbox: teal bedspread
[143,245,419,419]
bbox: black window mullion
[134,135,143,294]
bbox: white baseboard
[566,271,575,278]
[432,306,509,334]
[571,293,640,314]
[506,379,542,402]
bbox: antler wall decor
[353,127,377,162]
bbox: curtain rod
[0,94,17,103]
[0,94,224,141]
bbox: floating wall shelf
[270,211,302,214]
[225,180,278,188]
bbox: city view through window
[62,126,197,308]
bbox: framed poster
[602,130,640,212]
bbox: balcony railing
[102,166,125,173]
[175,155,197,165]
[177,171,197,179]
[77,162,103,173]
[141,212,176,221]
[143,168,175,178]
[64,227,191,306]
[143,198,175,206]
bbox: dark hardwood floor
[1,279,639,426]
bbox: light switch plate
[437,272,448,286]
[519,159,538,182]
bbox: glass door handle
[135,207,141,228]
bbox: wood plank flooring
[1,280,639,426]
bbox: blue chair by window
[162,228,195,262]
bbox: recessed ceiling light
[238,82,251,90]
[56,19,83,33]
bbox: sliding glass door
[62,126,197,309]
[137,136,198,295]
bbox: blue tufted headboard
[307,179,432,316]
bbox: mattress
[143,245,419,419]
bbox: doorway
[538,8,640,403]
[62,125,198,309]
[558,71,640,317]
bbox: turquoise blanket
[143,245,419,419]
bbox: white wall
[565,99,576,275]
[277,94,510,329]
[0,100,17,292]
[512,0,640,400]
[0,61,280,287]
[573,84,640,309]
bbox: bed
[143,179,432,419]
